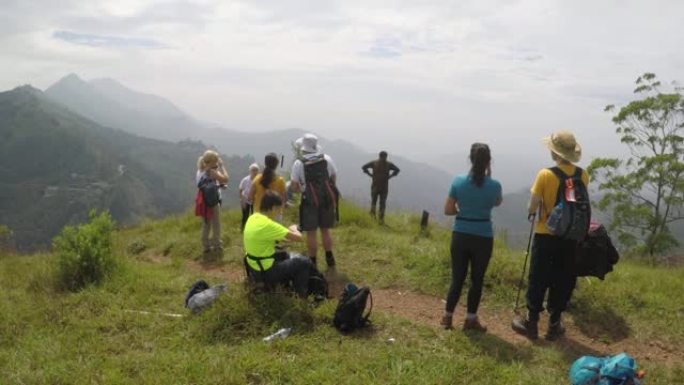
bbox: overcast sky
[2,0,683,174]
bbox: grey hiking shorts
[299,203,336,231]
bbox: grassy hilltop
[1,202,683,384]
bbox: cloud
[365,37,402,58]
[52,30,166,48]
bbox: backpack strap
[548,167,568,206]
[363,290,373,323]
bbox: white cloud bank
[1,0,683,170]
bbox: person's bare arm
[284,224,303,241]
[444,196,459,216]
[528,194,541,214]
[362,161,374,177]
[210,168,229,184]
[290,180,301,193]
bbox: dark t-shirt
[362,160,400,191]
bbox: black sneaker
[325,254,336,267]
[511,316,538,340]
[545,321,566,341]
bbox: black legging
[445,231,494,314]
[240,203,253,232]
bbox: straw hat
[542,130,581,163]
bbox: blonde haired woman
[195,150,229,254]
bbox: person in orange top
[249,153,287,217]
[512,130,589,341]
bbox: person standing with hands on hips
[362,151,400,224]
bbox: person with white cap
[290,133,339,268]
[512,130,589,341]
[239,163,260,232]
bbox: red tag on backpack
[565,179,576,202]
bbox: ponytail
[469,143,491,187]
[261,153,279,188]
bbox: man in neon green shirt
[244,191,315,297]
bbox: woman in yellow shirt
[249,153,287,215]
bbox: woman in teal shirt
[441,143,502,331]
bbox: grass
[1,201,683,384]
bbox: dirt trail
[181,256,681,365]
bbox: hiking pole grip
[514,214,536,313]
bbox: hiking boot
[545,321,566,341]
[463,317,487,333]
[440,314,453,330]
[325,254,336,267]
[309,256,317,266]
[511,316,538,339]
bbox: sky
[2,0,683,178]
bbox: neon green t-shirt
[243,213,289,270]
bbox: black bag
[575,223,620,280]
[301,155,337,209]
[307,268,329,300]
[545,167,591,241]
[333,283,372,333]
[185,279,210,307]
[198,172,220,208]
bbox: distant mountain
[43,74,455,218]
[0,85,249,251]
[41,74,683,250]
[45,74,207,142]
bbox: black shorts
[299,203,336,231]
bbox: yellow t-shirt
[243,213,289,270]
[531,164,590,235]
[252,174,286,212]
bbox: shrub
[53,210,115,291]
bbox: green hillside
[1,202,682,384]
[0,85,249,251]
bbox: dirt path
[371,288,681,366]
[180,256,681,365]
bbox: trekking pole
[514,213,536,314]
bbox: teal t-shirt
[449,174,502,237]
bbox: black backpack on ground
[307,268,329,300]
[333,283,372,333]
[575,223,620,280]
[198,172,220,208]
[301,155,337,209]
[185,279,210,307]
[545,167,591,241]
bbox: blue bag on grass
[570,353,642,385]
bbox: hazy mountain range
[2,74,680,251]
[0,84,250,250]
[42,74,457,219]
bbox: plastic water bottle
[545,202,564,234]
[263,328,292,342]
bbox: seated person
[244,190,315,297]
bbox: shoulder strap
[548,167,567,205]
[363,289,373,322]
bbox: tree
[589,73,684,259]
